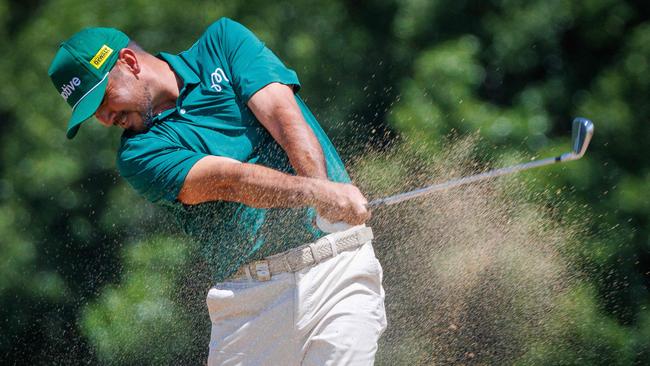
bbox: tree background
[1,0,649,364]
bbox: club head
[571,117,594,159]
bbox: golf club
[317,117,595,233]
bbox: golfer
[48,18,386,365]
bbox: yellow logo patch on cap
[90,45,113,69]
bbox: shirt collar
[153,52,200,122]
[157,51,200,87]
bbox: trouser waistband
[231,226,374,281]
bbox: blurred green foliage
[1,0,649,364]
[81,236,207,364]
[516,285,635,365]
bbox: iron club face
[571,117,594,159]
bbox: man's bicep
[247,82,303,140]
[177,155,242,205]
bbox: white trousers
[206,240,387,365]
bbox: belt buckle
[254,260,271,281]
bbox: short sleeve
[117,136,207,203]
[210,18,301,102]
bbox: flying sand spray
[317,118,595,233]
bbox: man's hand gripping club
[310,180,370,226]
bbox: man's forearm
[178,155,322,207]
[178,155,370,225]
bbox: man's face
[94,64,154,133]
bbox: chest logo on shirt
[210,67,230,92]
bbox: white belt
[231,226,374,281]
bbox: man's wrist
[301,177,326,207]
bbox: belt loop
[283,255,293,272]
[244,265,253,281]
[326,235,338,257]
[308,243,318,264]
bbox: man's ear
[117,48,141,76]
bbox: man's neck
[147,55,182,115]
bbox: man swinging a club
[48,18,386,365]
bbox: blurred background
[1,0,649,364]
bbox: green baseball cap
[48,27,130,139]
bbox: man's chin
[124,122,148,134]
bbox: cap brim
[66,75,109,139]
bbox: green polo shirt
[116,18,351,282]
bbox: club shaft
[368,153,575,208]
